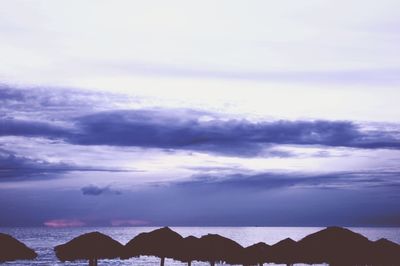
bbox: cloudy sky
[1,0,400,227]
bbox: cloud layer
[1,87,400,226]
[1,109,400,158]
[2,0,400,227]
[0,148,135,181]
[177,171,400,191]
[81,184,121,196]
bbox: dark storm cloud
[176,171,400,191]
[1,109,400,157]
[81,184,121,196]
[1,86,400,157]
[0,149,72,180]
[66,110,400,154]
[0,118,68,138]
[0,149,135,181]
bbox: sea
[1,227,399,265]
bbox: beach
[1,227,399,265]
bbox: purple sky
[0,0,400,227]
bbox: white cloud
[1,0,400,123]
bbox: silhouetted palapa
[296,226,372,266]
[193,233,245,266]
[123,227,183,266]
[176,235,202,266]
[267,237,298,266]
[243,242,270,266]
[0,233,37,262]
[370,238,400,265]
[54,231,123,266]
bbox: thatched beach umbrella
[296,226,372,266]
[174,235,202,266]
[194,233,245,266]
[123,227,184,266]
[370,238,400,265]
[267,238,298,266]
[54,231,124,266]
[243,242,270,266]
[0,233,37,262]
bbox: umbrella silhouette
[193,233,245,266]
[0,233,37,262]
[54,231,124,266]
[296,226,372,266]
[267,237,298,266]
[370,238,400,265]
[243,242,270,266]
[123,227,184,266]
[175,235,202,266]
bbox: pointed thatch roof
[0,233,37,262]
[267,237,298,264]
[296,226,372,265]
[193,233,245,265]
[123,227,184,260]
[54,231,123,262]
[175,235,202,264]
[243,242,270,265]
[370,238,400,265]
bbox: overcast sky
[1,0,400,227]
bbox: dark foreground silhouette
[122,226,400,266]
[2,226,399,265]
[122,227,183,266]
[54,231,124,266]
[267,237,298,266]
[119,227,400,266]
[296,226,372,265]
[181,233,244,266]
[243,242,270,266]
[0,233,37,262]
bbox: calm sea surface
[1,227,399,266]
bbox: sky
[1,0,400,227]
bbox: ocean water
[1,227,399,265]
